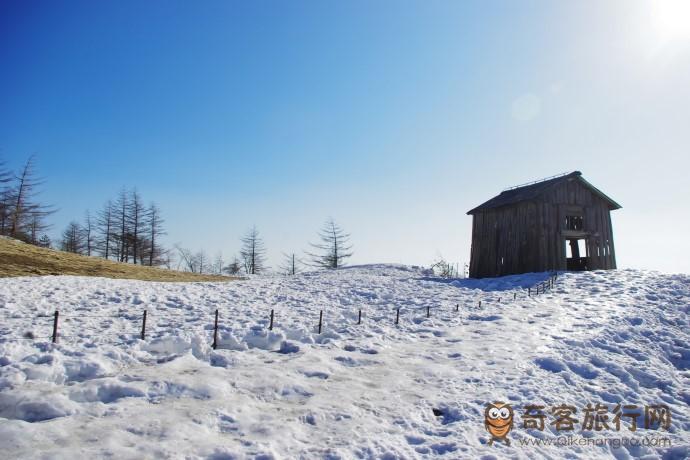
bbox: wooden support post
[52,310,59,344]
[426,306,430,318]
[269,309,274,331]
[318,310,323,334]
[395,308,400,325]
[479,300,482,308]
[141,310,147,340]
[212,309,219,350]
[528,287,531,297]
[357,309,362,325]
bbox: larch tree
[97,200,114,259]
[83,210,95,256]
[8,156,53,243]
[223,255,242,275]
[128,190,145,264]
[279,253,302,275]
[145,203,165,266]
[61,221,84,254]
[307,218,353,269]
[240,225,267,275]
[0,157,13,235]
[213,251,224,275]
[196,250,208,274]
[114,188,129,262]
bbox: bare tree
[25,213,51,245]
[97,200,114,259]
[114,188,129,262]
[0,157,13,235]
[83,210,95,256]
[175,245,197,272]
[279,252,302,275]
[196,250,208,274]
[307,218,353,269]
[213,251,224,275]
[240,225,267,274]
[430,256,458,278]
[223,255,242,275]
[61,221,84,254]
[8,156,54,242]
[174,245,208,273]
[145,203,165,266]
[128,190,145,264]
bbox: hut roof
[467,171,622,215]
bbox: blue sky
[1,1,689,273]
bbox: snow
[0,265,689,458]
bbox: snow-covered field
[0,265,688,459]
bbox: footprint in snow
[334,356,377,367]
[302,371,329,379]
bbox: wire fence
[0,273,560,348]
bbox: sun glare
[652,0,690,43]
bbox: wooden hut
[467,171,621,278]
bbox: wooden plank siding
[469,175,618,278]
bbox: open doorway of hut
[565,238,588,271]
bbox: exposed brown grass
[0,237,236,282]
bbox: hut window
[565,215,583,231]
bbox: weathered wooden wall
[469,177,617,278]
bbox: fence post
[528,287,531,297]
[269,309,274,331]
[426,306,430,318]
[479,300,482,308]
[141,310,147,340]
[212,309,219,350]
[52,310,59,343]
[395,308,400,325]
[456,303,459,312]
[514,292,517,300]
[498,297,501,303]
[357,309,362,325]
[318,310,323,334]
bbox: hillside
[0,266,688,458]
[0,237,232,282]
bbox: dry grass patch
[0,237,236,282]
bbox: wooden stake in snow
[318,310,323,334]
[456,303,459,312]
[513,292,517,300]
[141,310,147,340]
[357,309,362,325]
[52,310,59,343]
[395,308,400,325]
[426,306,430,318]
[212,309,219,350]
[269,309,274,331]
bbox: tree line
[2,155,354,275]
[61,188,167,266]
[175,217,354,276]
[0,156,54,245]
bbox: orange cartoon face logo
[484,402,514,446]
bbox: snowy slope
[0,266,688,459]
